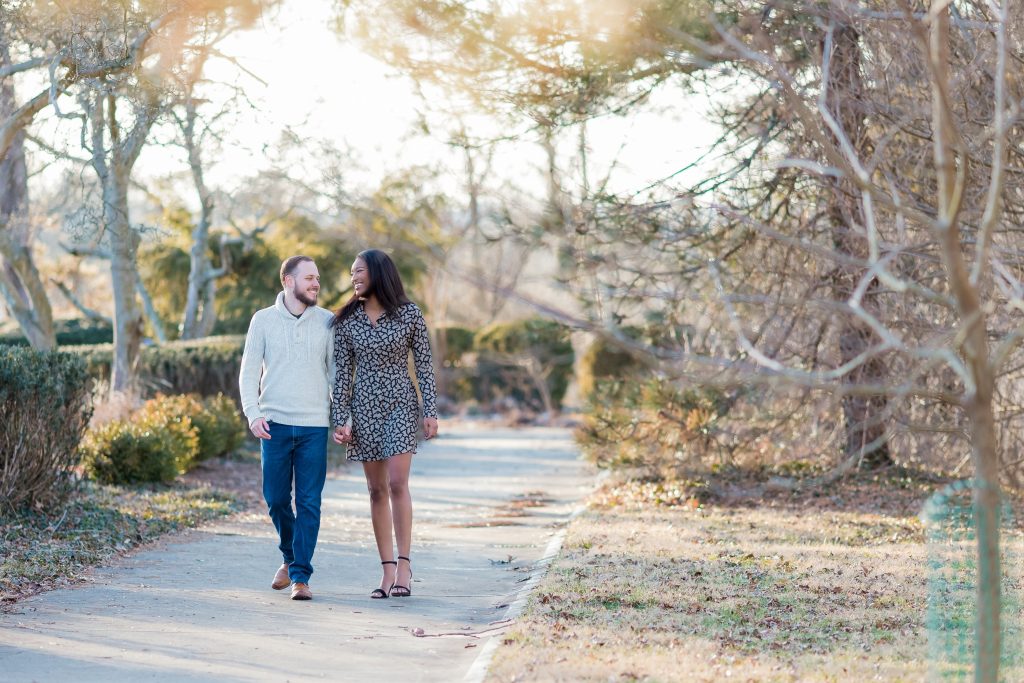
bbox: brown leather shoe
[271,564,290,591]
[291,582,312,600]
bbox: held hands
[330,420,435,445]
[333,425,352,445]
[250,418,271,440]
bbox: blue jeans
[261,422,328,584]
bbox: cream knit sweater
[239,292,335,428]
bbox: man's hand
[423,417,438,440]
[250,418,271,440]
[333,425,352,445]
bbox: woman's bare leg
[363,460,396,592]
[388,452,414,588]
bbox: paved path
[0,426,593,682]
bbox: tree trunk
[181,227,210,339]
[968,378,1001,683]
[105,171,144,394]
[927,5,1000,679]
[136,278,166,343]
[180,100,215,340]
[0,24,55,350]
[526,357,557,418]
[197,277,218,337]
[825,22,892,468]
[432,326,449,400]
[0,248,55,349]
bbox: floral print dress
[331,301,438,461]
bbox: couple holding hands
[239,249,438,601]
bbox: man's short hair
[280,255,314,286]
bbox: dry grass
[0,449,265,608]
[486,471,965,682]
[0,482,240,607]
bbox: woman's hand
[423,417,438,440]
[333,425,352,444]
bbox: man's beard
[295,289,318,307]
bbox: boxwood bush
[433,326,478,405]
[78,421,184,486]
[196,393,247,461]
[141,393,245,463]
[0,347,93,513]
[0,319,113,347]
[473,318,574,412]
[67,335,245,403]
[577,334,644,401]
[79,392,246,485]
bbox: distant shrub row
[436,319,575,414]
[80,393,246,485]
[65,335,245,402]
[0,319,113,347]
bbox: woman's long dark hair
[333,249,410,325]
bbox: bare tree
[664,4,1017,678]
[0,14,49,348]
[0,3,174,349]
[351,2,1023,678]
[177,46,219,340]
[172,26,268,339]
[54,1,267,391]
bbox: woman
[331,249,439,599]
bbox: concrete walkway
[0,426,593,682]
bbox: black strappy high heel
[390,556,413,597]
[371,560,397,599]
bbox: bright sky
[25,1,719,219]
[135,2,429,191]
[9,0,722,328]
[129,1,718,201]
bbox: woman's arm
[410,306,438,419]
[331,323,354,427]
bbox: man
[239,255,334,601]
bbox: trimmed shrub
[437,326,475,365]
[433,326,478,405]
[67,335,245,403]
[577,335,644,400]
[78,421,182,485]
[0,347,94,512]
[473,319,574,412]
[136,395,202,473]
[81,395,200,485]
[0,319,113,347]
[79,392,246,484]
[199,393,247,459]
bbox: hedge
[473,318,574,411]
[436,326,475,365]
[0,347,93,512]
[79,393,246,485]
[577,335,644,400]
[0,319,113,347]
[66,335,245,403]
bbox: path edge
[462,469,608,683]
